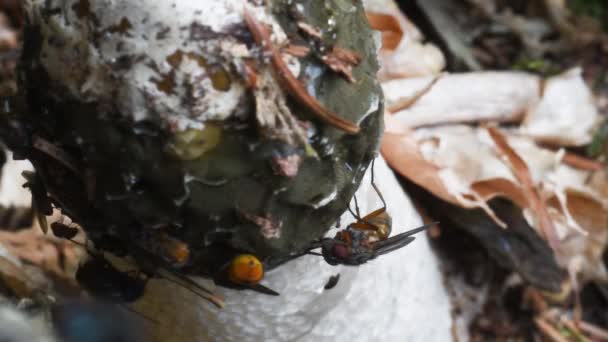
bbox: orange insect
[221,254,279,296]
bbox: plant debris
[244,9,361,134]
[321,47,362,83]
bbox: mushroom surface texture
[11,0,383,280]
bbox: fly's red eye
[332,244,349,259]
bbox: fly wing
[372,234,415,256]
[371,222,437,256]
[399,222,438,238]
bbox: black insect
[324,274,340,290]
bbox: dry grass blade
[243,9,360,134]
[486,127,560,252]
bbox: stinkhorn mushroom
[0,0,452,340]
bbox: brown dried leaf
[283,44,310,58]
[383,117,608,277]
[297,22,322,39]
[321,47,362,83]
[486,127,560,252]
[365,12,403,51]
[561,152,603,171]
[381,115,507,226]
[244,10,360,134]
[364,3,445,80]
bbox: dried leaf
[244,9,360,134]
[382,116,608,276]
[486,127,560,252]
[365,0,446,80]
[365,12,403,51]
[561,152,603,171]
[297,22,322,39]
[381,115,507,226]
[283,44,310,58]
[321,47,362,83]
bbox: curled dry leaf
[486,127,559,252]
[283,44,310,58]
[364,0,445,79]
[381,115,507,226]
[382,117,608,280]
[244,9,360,134]
[365,12,403,51]
[561,152,604,171]
[297,22,322,40]
[321,47,362,83]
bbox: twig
[535,317,569,342]
[562,318,590,342]
[578,321,608,341]
[243,9,360,134]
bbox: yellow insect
[223,254,279,296]
[228,254,264,286]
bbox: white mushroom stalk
[11,0,452,340]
